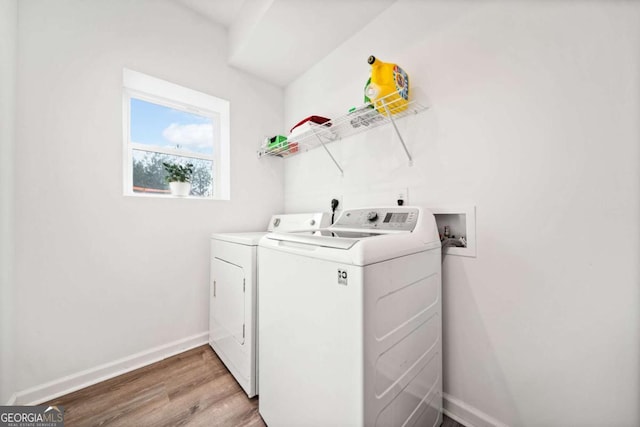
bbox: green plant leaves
[162,162,195,183]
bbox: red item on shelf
[289,115,331,133]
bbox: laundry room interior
[0,0,639,426]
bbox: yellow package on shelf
[365,55,409,115]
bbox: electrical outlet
[396,188,408,205]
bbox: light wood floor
[45,345,465,427]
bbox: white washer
[209,213,329,398]
[258,206,442,427]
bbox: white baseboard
[443,393,509,427]
[14,332,209,406]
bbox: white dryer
[258,207,442,426]
[209,212,329,398]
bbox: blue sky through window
[130,98,214,155]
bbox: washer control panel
[333,208,419,231]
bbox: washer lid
[260,207,441,266]
[211,232,268,246]
[265,229,398,250]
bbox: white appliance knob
[367,211,378,222]
[310,219,316,226]
[273,218,281,227]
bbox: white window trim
[122,69,230,200]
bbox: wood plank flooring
[442,415,467,427]
[45,345,465,427]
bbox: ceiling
[175,0,396,87]
[176,0,246,28]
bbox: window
[123,69,230,199]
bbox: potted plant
[163,162,194,197]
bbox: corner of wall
[0,0,18,405]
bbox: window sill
[124,192,228,201]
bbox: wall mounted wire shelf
[257,93,428,174]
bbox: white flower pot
[169,181,191,197]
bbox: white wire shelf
[257,93,428,174]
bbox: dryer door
[212,258,246,345]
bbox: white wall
[284,1,640,426]
[14,0,284,400]
[0,0,18,405]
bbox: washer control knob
[367,211,379,222]
[309,219,316,226]
[273,218,281,227]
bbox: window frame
[122,69,230,200]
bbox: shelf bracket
[381,100,413,166]
[312,128,344,176]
